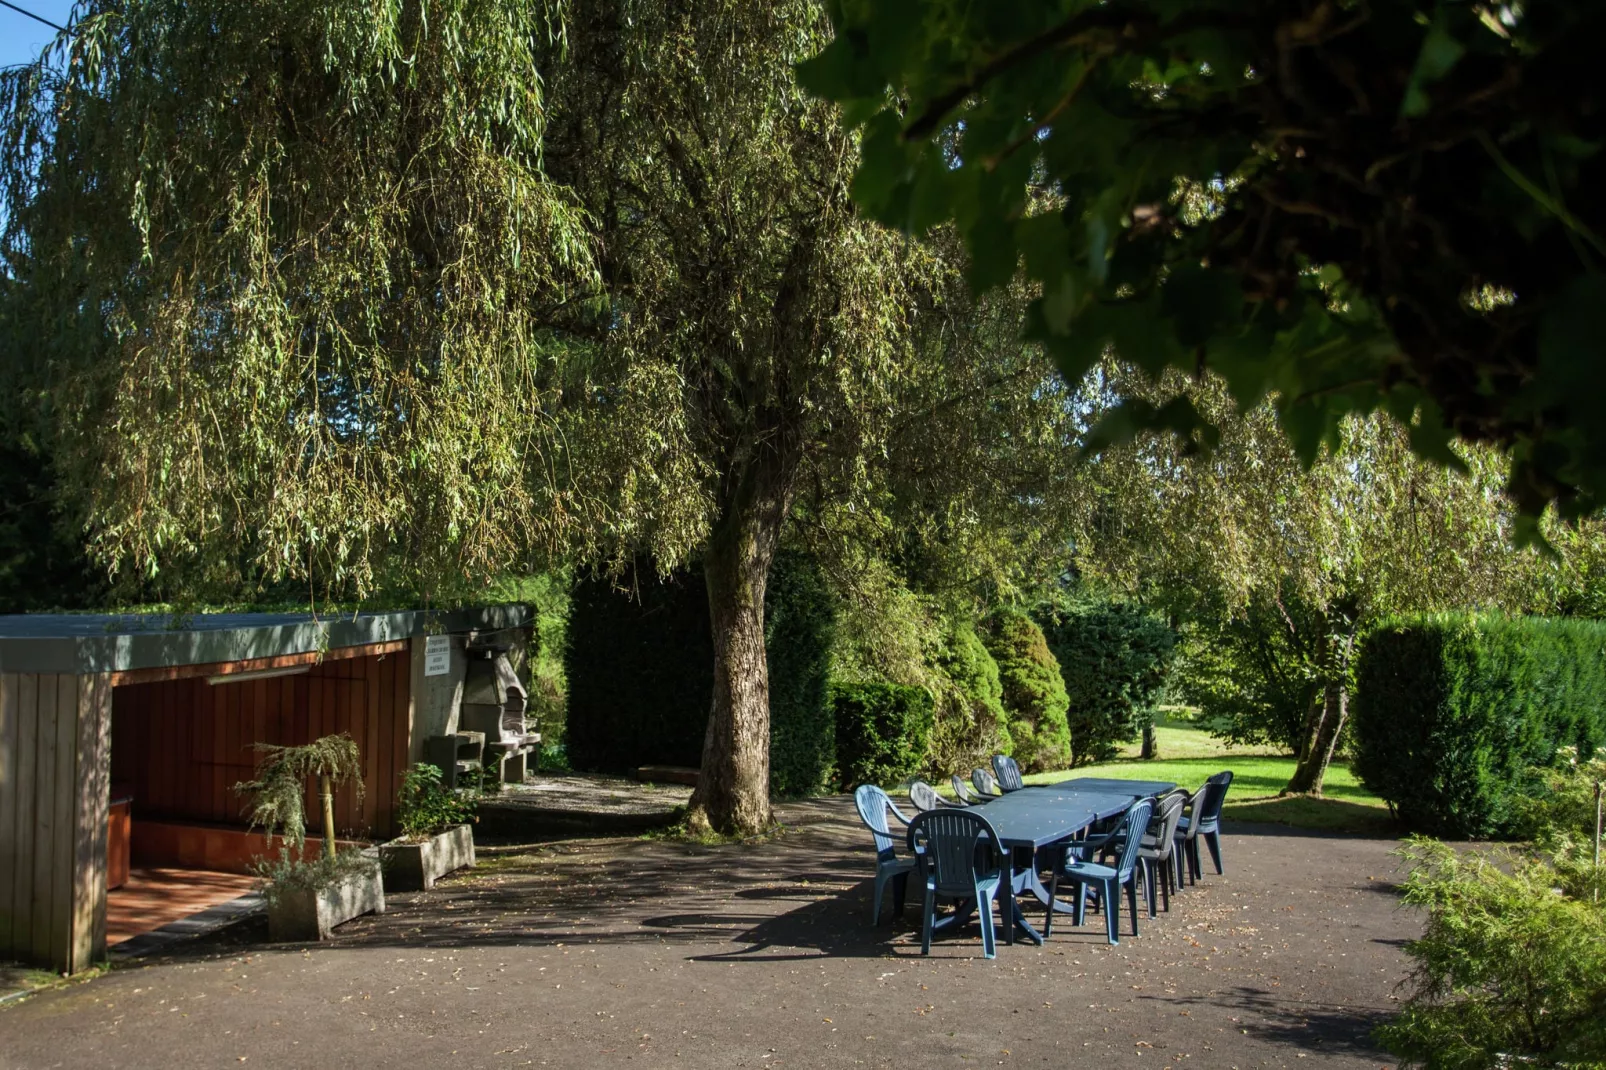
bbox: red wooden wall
[109,650,411,839]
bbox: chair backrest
[1197,771,1234,825]
[991,754,1024,791]
[972,767,1001,797]
[906,808,1004,897]
[1150,788,1188,832]
[854,785,908,861]
[1109,798,1155,882]
[1151,792,1187,848]
[908,780,943,813]
[951,774,977,803]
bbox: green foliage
[1173,592,1322,754]
[492,572,572,745]
[1352,614,1606,838]
[831,682,935,790]
[764,551,839,798]
[803,1,1606,524]
[926,616,1013,773]
[564,554,835,795]
[565,565,712,772]
[0,410,103,612]
[1038,598,1177,766]
[1377,837,1606,1069]
[982,610,1071,772]
[253,850,380,908]
[1510,759,1606,894]
[0,0,598,599]
[394,763,476,842]
[233,733,364,853]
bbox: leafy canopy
[0,0,598,599]
[800,0,1606,533]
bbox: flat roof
[0,605,531,676]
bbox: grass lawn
[945,719,1399,836]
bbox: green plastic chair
[1175,771,1234,883]
[906,807,1006,958]
[1044,798,1154,945]
[991,753,1025,791]
[854,785,917,925]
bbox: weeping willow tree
[0,0,599,600]
[540,0,1087,833]
[1,0,1088,835]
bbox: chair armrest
[886,799,915,826]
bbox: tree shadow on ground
[1158,987,1393,1058]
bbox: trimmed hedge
[565,565,713,772]
[1037,600,1177,765]
[831,681,935,789]
[764,551,839,797]
[982,610,1071,772]
[1352,613,1606,838]
[564,552,837,795]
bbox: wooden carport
[0,606,529,973]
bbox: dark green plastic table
[1050,777,1178,798]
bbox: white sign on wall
[424,634,452,677]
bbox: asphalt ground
[0,797,1416,1070]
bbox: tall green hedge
[764,551,839,797]
[982,610,1071,772]
[564,551,837,796]
[831,681,935,789]
[926,616,1012,771]
[1037,599,1177,765]
[1352,613,1606,838]
[565,565,713,772]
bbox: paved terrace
[0,797,1417,1069]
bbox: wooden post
[0,673,112,973]
[321,774,337,860]
[1594,779,1602,902]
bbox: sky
[0,0,75,71]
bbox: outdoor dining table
[1050,777,1179,798]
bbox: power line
[0,0,64,33]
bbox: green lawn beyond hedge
[936,723,1396,835]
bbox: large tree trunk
[685,454,792,836]
[1284,626,1356,796]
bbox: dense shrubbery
[565,564,714,772]
[1352,614,1606,837]
[1038,599,1177,765]
[763,551,838,797]
[925,617,1012,773]
[1379,760,1606,1069]
[1173,593,1322,753]
[564,554,836,795]
[982,610,1071,772]
[831,681,935,789]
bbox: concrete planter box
[379,824,475,891]
[267,864,385,942]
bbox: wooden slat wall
[0,672,112,974]
[109,651,410,840]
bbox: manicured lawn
[949,721,1399,836]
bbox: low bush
[395,763,476,841]
[1038,599,1177,764]
[832,681,935,789]
[1352,613,1606,837]
[1378,833,1606,1068]
[982,610,1070,772]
